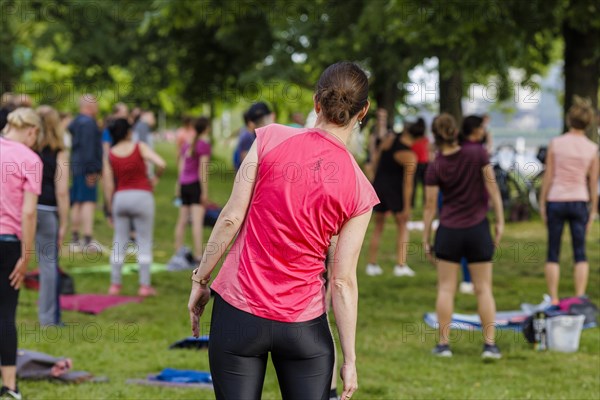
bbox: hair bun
[316,62,369,127]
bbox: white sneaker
[366,263,383,276]
[459,282,475,295]
[393,265,416,277]
[82,239,109,254]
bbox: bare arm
[55,150,70,245]
[331,210,372,399]
[539,142,554,223]
[325,235,339,307]
[189,142,259,335]
[10,191,38,288]
[482,164,505,246]
[422,185,439,258]
[587,155,599,230]
[103,157,115,213]
[139,142,166,176]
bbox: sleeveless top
[373,134,412,190]
[38,146,59,207]
[109,143,152,192]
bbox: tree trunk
[439,62,463,125]
[563,22,600,141]
[374,78,399,127]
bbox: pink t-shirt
[0,137,42,239]
[211,124,379,322]
[547,133,598,202]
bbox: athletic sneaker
[366,263,383,276]
[0,386,22,400]
[108,284,122,296]
[393,265,415,277]
[459,282,475,295]
[138,285,157,297]
[431,344,452,357]
[82,239,109,254]
[481,344,502,360]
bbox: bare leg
[190,205,206,260]
[394,212,409,266]
[174,206,190,252]
[469,262,496,345]
[70,203,81,238]
[574,261,589,297]
[367,212,386,264]
[436,260,459,345]
[81,201,96,237]
[0,366,17,391]
[545,262,560,303]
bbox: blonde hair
[567,96,594,130]
[37,105,65,151]
[4,107,42,134]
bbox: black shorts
[434,218,494,263]
[180,182,201,205]
[373,184,404,213]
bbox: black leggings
[209,293,334,400]
[0,240,21,366]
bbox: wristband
[191,268,210,286]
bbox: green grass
[16,142,600,399]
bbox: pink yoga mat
[60,294,143,314]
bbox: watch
[191,268,210,286]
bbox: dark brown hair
[189,116,210,157]
[567,96,593,130]
[315,61,369,126]
[432,113,458,147]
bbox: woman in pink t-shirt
[540,99,599,304]
[0,108,42,398]
[187,62,378,400]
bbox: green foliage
[2,0,598,122]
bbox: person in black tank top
[365,121,418,277]
[35,106,70,327]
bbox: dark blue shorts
[70,174,97,204]
[547,201,589,263]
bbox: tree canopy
[1,0,598,134]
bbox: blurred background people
[104,119,166,297]
[423,113,504,359]
[68,95,103,250]
[0,108,42,399]
[173,117,212,266]
[35,105,70,326]
[366,118,419,277]
[233,102,273,170]
[540,98,599,304]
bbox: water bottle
[533,311,547,351]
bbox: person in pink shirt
[0,108,42,399]
[174,117,212,262]
[540,98,599,304]
[187,62,378,400]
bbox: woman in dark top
[423,113,505,359]
[366,121,417,277]
[35,106,70,326]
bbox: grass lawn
[16,142,600,399]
